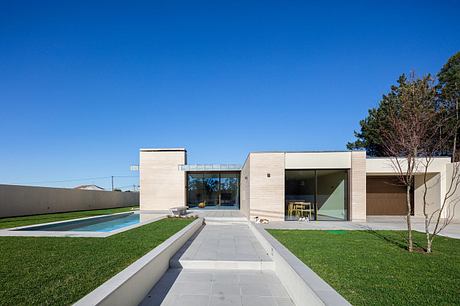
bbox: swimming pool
[15,212,144,233]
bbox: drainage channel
[139,219,295,306]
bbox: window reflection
[187,172,240,209]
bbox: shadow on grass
[362,228,426,252]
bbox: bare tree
[421,160,460,252]
[381,74,437,252]
[420,106,460,253]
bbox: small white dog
[255,216,270,224]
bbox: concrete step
[172,259,275,270]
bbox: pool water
[15,212,141,232]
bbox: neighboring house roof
[74,184,105,191]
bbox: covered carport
[365,157,451,218]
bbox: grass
[0,217,194,305]
[0,206,138,229]
[268,229,460,306]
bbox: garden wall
[0,184,139,218]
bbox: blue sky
[0,1,459,189]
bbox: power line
[9,175,138,185]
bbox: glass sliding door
[187,173,205,207]
[220,172,239,208]
[316,170,348,221]
[285,169,349,221]
[187,172,240,209]
[285,170,315,221]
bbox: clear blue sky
[0,1,459,189]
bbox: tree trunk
[427,237,433,253]
[406,184,413,252]
[424,214,431,253]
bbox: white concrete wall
[414,173,441,218]
[285,152,351,169]
[240,156,251,219]
[140,149,186,211]
[366,157,451,174]
[445,162,460,222]
[0,185,139,218]
[248,153,285,221]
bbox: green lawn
[268,230,460,306]
[0,217,194,305]
[0,206,138,229]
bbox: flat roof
[140,148,186,152]
[250,150,353,153]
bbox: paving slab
[174,222,274,270]
[140,269,295,306]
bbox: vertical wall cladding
[351,151,367,221]
[240,156,250,219]
[249,153,285,221]
[140,149,186,211]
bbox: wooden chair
[287,201,295,218]
[293,201,313,220]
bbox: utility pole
[111,176,114,191]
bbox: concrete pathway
[140,220,295,306]
[263,216,460,239]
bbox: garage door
[366,176,414,215]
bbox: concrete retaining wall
[74,218,203,306]
[0,184,139,218]
[249,222,351,306]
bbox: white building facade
[140,148,457,222]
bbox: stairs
[169,218,274,271]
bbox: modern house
[140,148,457,222]
[74,184,105,191]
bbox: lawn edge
[74,217,203,306]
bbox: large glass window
[316,170,348,220]
[187,172,240,209]
[285,169,348,221]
